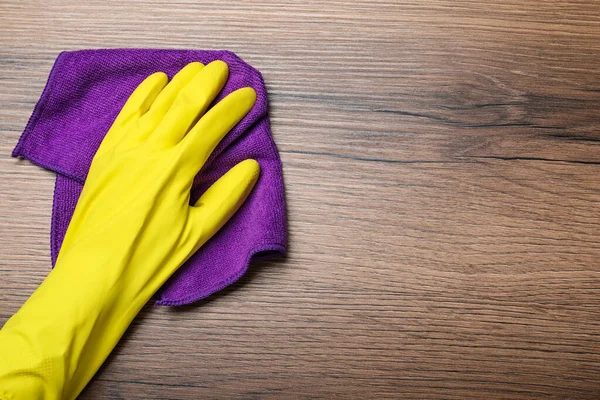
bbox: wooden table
[1,1,599,398]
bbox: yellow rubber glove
[0,60,260,400]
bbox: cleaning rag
[12,49,287,306]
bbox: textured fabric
[13,49,287,306]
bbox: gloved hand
[0,60,260,400]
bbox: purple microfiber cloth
[12,49,287,306]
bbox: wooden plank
[0,1,599,398]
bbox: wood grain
[1,1,600,398]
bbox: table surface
[1,1,600,398]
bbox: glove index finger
[177,87,257,177]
